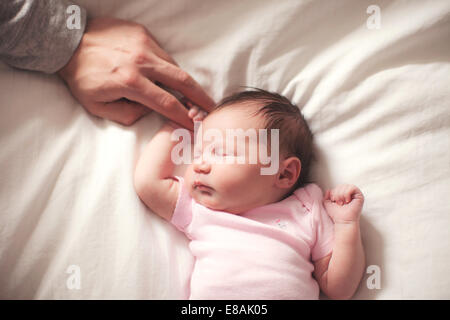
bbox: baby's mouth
[193,181,214,193]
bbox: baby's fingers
[328,190,342,205]
[188,105,208,122]
[330,186,352,205]
[188,106,200,119]
[343,184,364,202]
[344,186,353,203]
[194,111,208,121]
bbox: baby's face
[184,105,284,214]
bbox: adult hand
[57,17,215,129]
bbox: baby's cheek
[218,176,239,195]
[219,164,259,194]
[183,165,194,184]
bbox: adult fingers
[142,29,180,66]
[121,75,194,130]
[89,99,151,126]
[149,41,179,67]
[141,58,215,112]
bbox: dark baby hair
[213,88,314,191]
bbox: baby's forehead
[204,102,265,130]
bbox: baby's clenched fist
[323,184,364,224]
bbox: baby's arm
[313,184,366,300]
[134,121,183,221]
[134,106,207,221]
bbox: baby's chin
[190,188,217,207]
[190,189,248,214]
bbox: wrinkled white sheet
[1,0,449,299]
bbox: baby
[134,89,365,300]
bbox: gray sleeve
[0,0,87,74]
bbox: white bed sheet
[1,0,449,299]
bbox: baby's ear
[275,157,301,189]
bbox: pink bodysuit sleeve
[170,176,194,233]
[306,184,335,261]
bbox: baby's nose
[193,158,211,174]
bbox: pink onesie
[171,176,335,300]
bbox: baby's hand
[188,104,208,122]
[323,184,364,224]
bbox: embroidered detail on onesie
[275,219,287,229]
